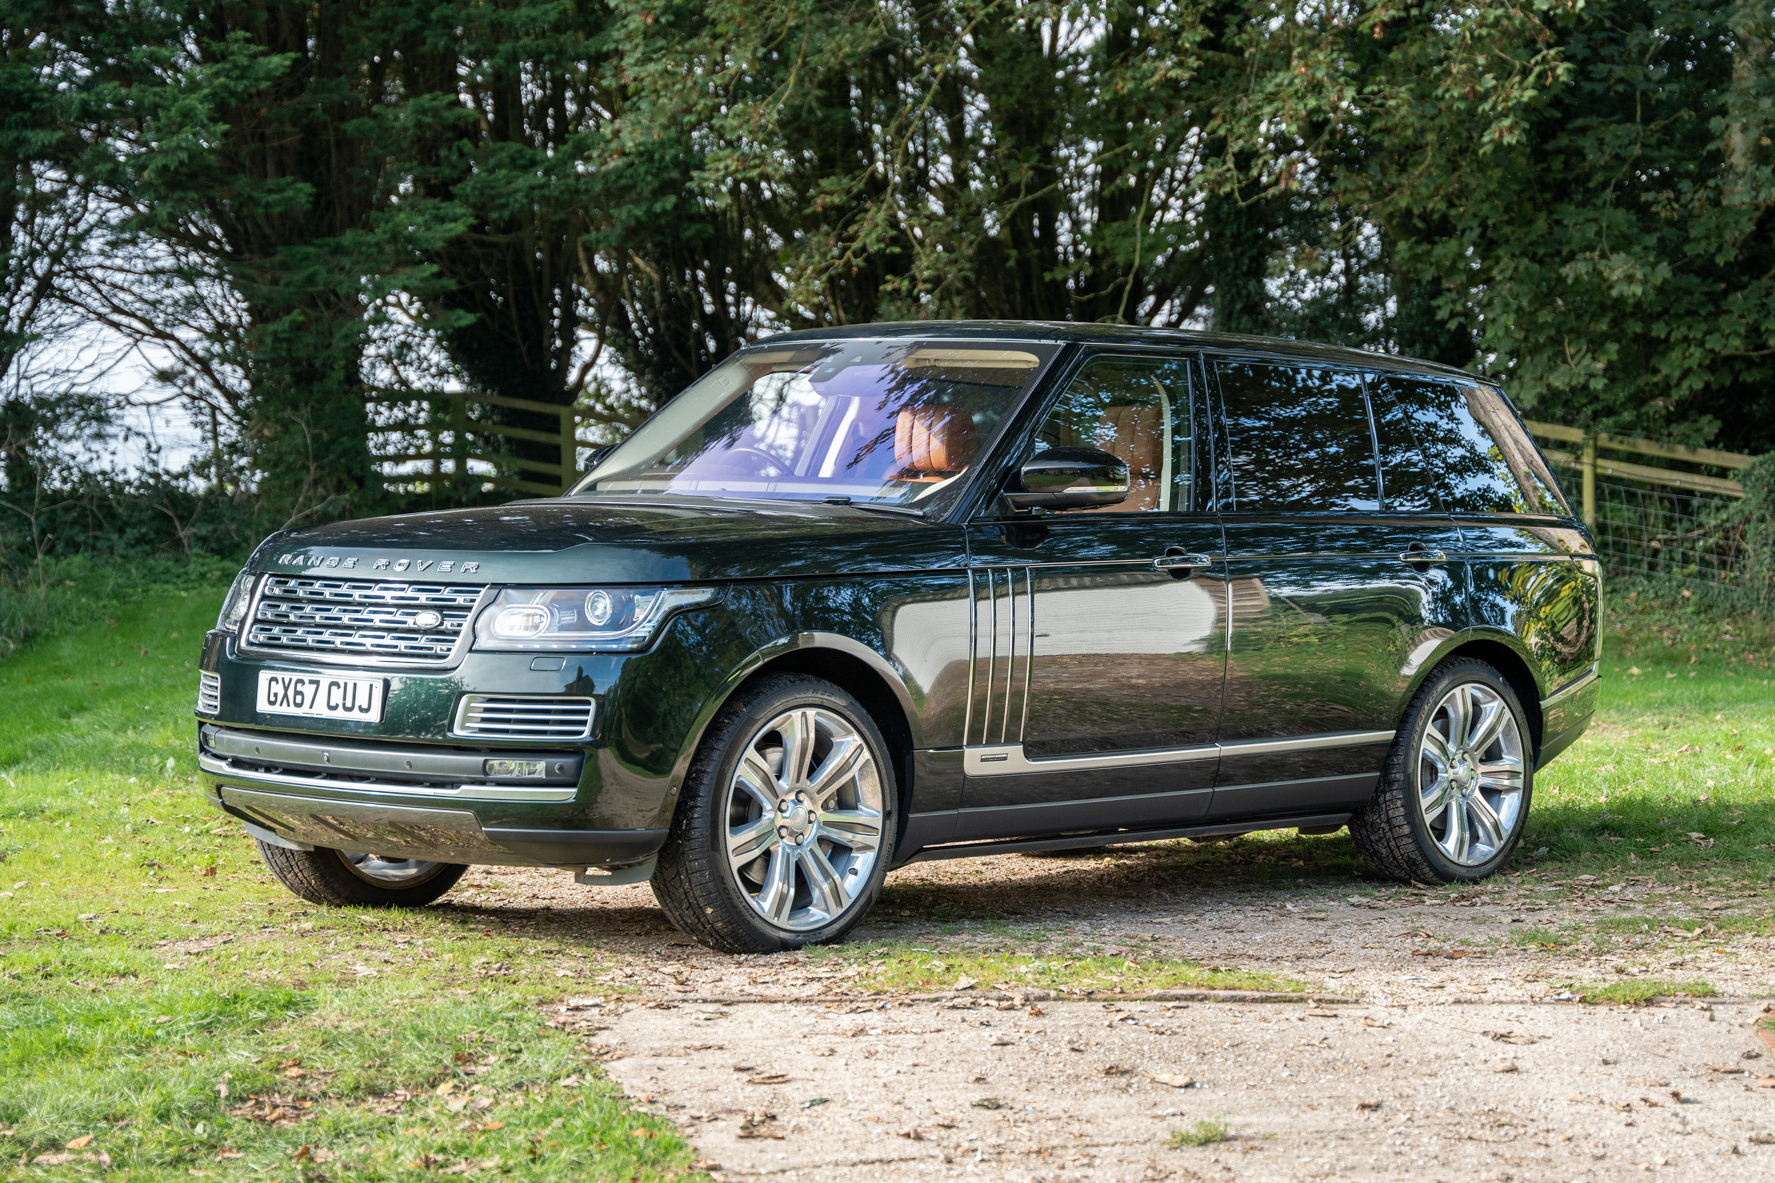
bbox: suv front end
[197,550,724,892]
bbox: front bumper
[195,627,694,866]
[205,782,665,868]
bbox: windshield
[569,339,1058,510]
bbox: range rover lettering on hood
[274,553,480,574]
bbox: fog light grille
[453,695,595,740]
[197,671,221,716]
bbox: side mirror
[1003,447,1129,512]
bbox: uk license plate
[255,670,385,722]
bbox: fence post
[559,404,576,494]
[451,393,469,495]
[1581,435,1597,529]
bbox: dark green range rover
[197,323,1600,952]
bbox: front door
[1207,357,1467,820]
[957,351,1227,841]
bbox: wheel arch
[668,633,921,831]
[1409,631,1545,757]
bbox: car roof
[756,320,1481,382]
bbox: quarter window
[1216,361,1379,512]
[1025,354,1194,513]
[1368,373,1568,515]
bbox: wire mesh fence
[1544,462,1744,585]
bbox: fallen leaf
[971,1097,1003,1109]
[1362,1017,1390,1029]
[1305,1008,1338,1017]
[1484,1030,1538,1045]
[898,1127,924,1141]
[736,1112,782,1140]
[1356,1099,1383,1111]
[1148,1073,1195,1088]
[1102,1064,1132,1076]
[64,1136,93,1151]
[1492,1062,1519,1074]
[747,1073,789,1085]
[954,974,978,991]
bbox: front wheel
[256,842,467,907]
[1350,658,1533,883]
[651,674,896,953]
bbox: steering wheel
[715,447,789,477]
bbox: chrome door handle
[1153,551,1213,571]
[1398,547,1448,564]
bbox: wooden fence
[1523,420,1757,585]
[1523,420,1751,523]
[370,390,609,497]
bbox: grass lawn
[0,574,703,1180]
[1,571,1771,1175]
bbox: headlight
[216,570,256,633]
[472,586,719,652]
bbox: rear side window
[1369,373,1568,515]
[1215,360,1379,512]
[1365,374,1447,513]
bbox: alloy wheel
[722,706,885,932]
[1416,682,1526,866]
[341,851,443,884]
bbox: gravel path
[458,845,1775,1180]
[599,996,1775,1181]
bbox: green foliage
[1728,453,1775,605]
[1169,1117,1231,1147]
[0,0,1767,534]
[1574,978,1716,1005]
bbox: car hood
[249,497,968,584]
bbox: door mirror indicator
[1005,447,1130,512]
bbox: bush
[1730,453,1775,609]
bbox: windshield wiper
[823,495,927,520]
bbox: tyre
[256,842,467,907]
[1350,658,1533,884]
[651,674,897,954]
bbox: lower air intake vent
[453,695,595,740]
[197,671,221,716]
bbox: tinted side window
[1216,360,1378,512]
[1370,373,1567,515]
[1029,353,1194,513]
[1364,373,1447,513]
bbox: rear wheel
[652,674,896,953]
[1350,658,1533,883]
[256,842,467,907]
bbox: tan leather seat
[1095,405,1162,512]
[895,408,975,478]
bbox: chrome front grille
[454,694,596,740]
[197,671,221,715]
[245,576,483,663]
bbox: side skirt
[904,811,1353,863]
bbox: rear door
[1208,357,1467,820]
[958,350,1227,840]
[1372,372,1601,714]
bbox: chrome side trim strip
[1217,730,1397,757]
[962,729,1396,777]
[962,569,976,745]
[1541,664,1600,706]
[965,742,1219,776]
[197,752,579,803]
